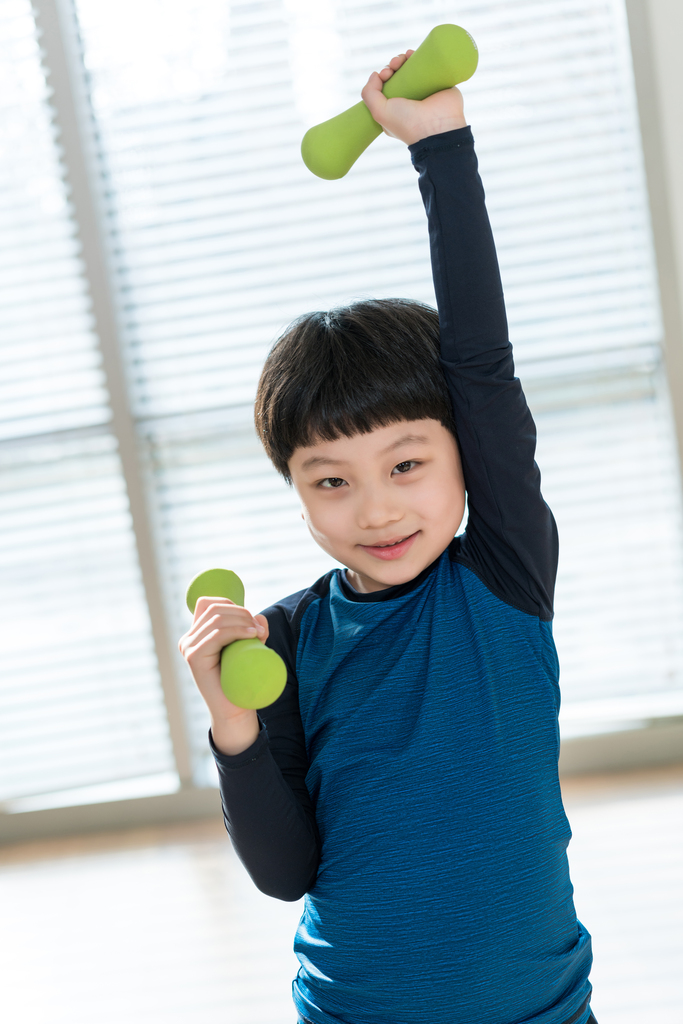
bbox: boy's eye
[392,460,417,475]
[320,477,346,489]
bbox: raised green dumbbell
[301,23,478,180]
[185,568,287,710]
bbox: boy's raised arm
[363,65,558,620]
[409,126,558,619]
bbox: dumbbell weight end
[219,638,287,710]
[301,101,383,181]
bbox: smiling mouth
[360,532,419,559]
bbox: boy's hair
[254,298,457,483]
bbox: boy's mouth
[360,531,419,560]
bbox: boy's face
[289,419,466,593]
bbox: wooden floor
[1,765,682,1024]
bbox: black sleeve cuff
[208,722,268,769]
[409,124,473,162]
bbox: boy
[179,51,595,1024]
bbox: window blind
[0,0,176,809]
[68,0,683,764]
[3,0,683,811]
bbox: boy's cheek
[415,472,464,516]
[300,501,344,544]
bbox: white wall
[626,0,683,463]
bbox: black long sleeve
[210,720,318,901]
[410,126,558,619]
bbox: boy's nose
[356,489,403,531]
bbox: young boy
[179,52,595,1024]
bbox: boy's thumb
[361,72,387,123]
[253,613,269,640]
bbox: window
[2,0,682,816]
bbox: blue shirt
[290,555,591,1024]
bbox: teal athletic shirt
[211,126,594,1024]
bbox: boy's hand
[361,51,466,147]
[178,597,268,753]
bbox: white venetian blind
[70,0,683,758]
[0,0,176,811]
[3,0,683,815]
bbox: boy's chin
[346,550,433,593]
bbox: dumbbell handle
[301,24,478,180]
[185,569,287,710]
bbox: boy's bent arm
[210,598,320,902]
[211,719,318,902]
[410,126,558,619]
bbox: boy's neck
[344,568,395,594]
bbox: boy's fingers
[191,604,257,638]
[366,48,414,95]
[378,53,407,82]
[192,594,235,619]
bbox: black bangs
[254,299,456,484]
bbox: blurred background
[0,0,682,1022]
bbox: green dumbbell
[301,23,478,180]
[185,568,287,710]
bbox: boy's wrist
[408,123,472,154]
[403,116,468,146]
[210,710,260,757]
